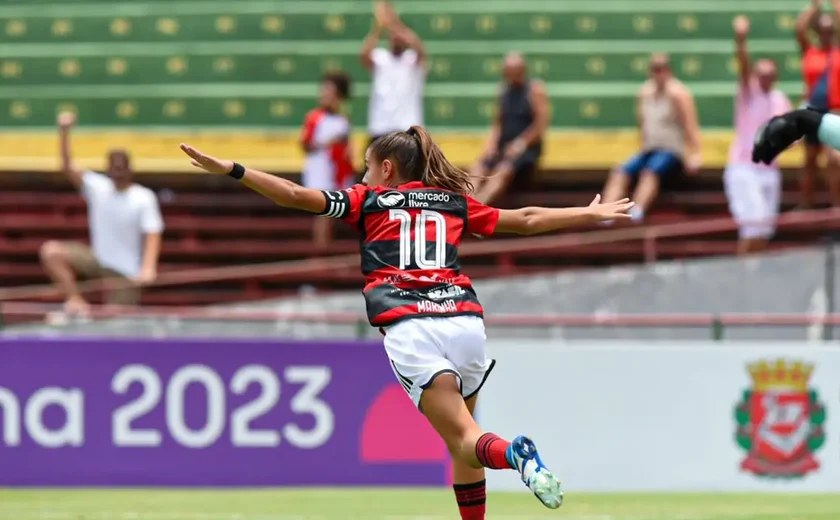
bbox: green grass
[0,489,839,519]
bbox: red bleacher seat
[0,170,835,306]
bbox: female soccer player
[179,127,633,517]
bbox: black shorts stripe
[391,361,413,389]
[464,359,497,401]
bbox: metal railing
[2,302,840,341]
[2,207,840,302]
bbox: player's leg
[451,394,486,520]
[384,317,561,509]
[433,316,562,510]
[420,373,562,509]
[38,240,96,315]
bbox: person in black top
[471,52,550,205]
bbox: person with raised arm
[724,16,791,255]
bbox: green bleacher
[0,0,804,130]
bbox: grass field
[0,489,838,520]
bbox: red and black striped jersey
[320,181,500,327]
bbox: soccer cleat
[506,435,563,509]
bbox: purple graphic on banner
[0,338,449,486]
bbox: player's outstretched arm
[179,143,328,214]
[494,195,634,235]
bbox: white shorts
[383,316,495,408]
[724,163,781,240]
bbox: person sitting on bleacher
[39,112,164,316]
[360,0,427,147]
[600,54,702,223]
[470,52,550,205]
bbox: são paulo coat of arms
[734,359,826,478]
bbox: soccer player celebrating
[179,127,633,516]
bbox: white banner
[479,342,840,492]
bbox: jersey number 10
[389,209,447,270]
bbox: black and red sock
[453,479,486,520]
[475,432,512,470]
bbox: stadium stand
[0,0,833,306]
[0,0,807,169]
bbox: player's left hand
[180,143,234,175]
[587,194,634,222]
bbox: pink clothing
[728,79,791,168]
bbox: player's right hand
[587,194,634,222]
[57,111,76,129]
[179,143,234,175]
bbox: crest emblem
[734,359,826,478]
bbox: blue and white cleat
[506,435,563,509]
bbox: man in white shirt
[360,0,427,145]
[39,112,164,315]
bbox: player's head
[364,126,473,194]
[754,58,778,92]
[106,149,132,186]
[389,29,409,56]
[320,72,351,110]
[649,53,671,88]
[503,52,527,85]
[816,13,835,46]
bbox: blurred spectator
[300,72,353,250]
[361,0,426,146]
[796,0,840,208]
[601,54,701,223]
[471,52,549,205]
[39,112,164,315]
[724,16,791,255]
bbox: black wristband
[228,162,245,180]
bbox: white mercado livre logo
[376,191,405,208]
[408,191,450,208]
